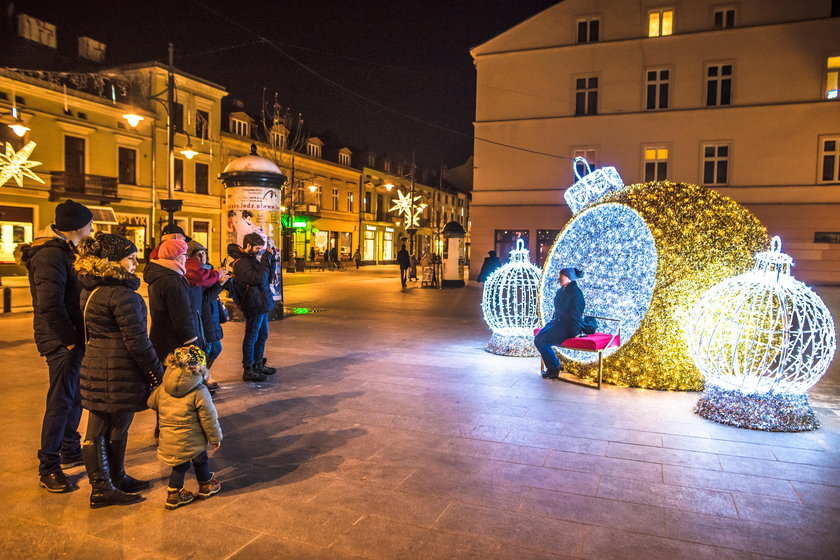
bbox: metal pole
[167,42,175,225]
[408,153,416,255]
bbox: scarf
[151,258,186,276]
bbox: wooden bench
[536,316,621,390]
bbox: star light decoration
[0,141,45,188]
[389,189,423,227]
[689,236,836,431]
[482,238,542,356]
[540,159,768,390]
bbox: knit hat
[559,267,585,281]
[90,233,137,262]
[161,224,192,242]
[157,239,188,259]
[55,200,93,232]
[165,345,207,372]
[187,240,207,257]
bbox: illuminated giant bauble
[540,166,768,390]
[482,238,542,357]
[689,237,836,431]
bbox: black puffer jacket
[21,226,84,355]
[201,280,225,343]
[143,261,198,363]
[77,255,163,413]
[228,244,275,316]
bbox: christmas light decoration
[541,180,768,390]
[482,239,542,356]
[389,189,422,227]
[0,141,45,187]
[689,237,836,431]
[564,157,625,215]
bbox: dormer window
[367,153,376,167]
[339,152,350,166]
[271,131,286,149]
[231,118,249,137]
[384,160,392,173]
[307,141,321,158]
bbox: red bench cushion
[559,333,620,351]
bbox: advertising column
[442,221,466,287]
[219,146,287,308]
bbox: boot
[197,473,221,499]
[107,439,151,493]
[83,438,143,509]
[242,365,267,382]
[256,358,276,376]
[165,487,195,510]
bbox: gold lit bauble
[540,181,768,390]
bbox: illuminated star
[0,141,45,187]
[389,189,422,226]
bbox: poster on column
[225,185,283,301]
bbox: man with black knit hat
[20,199,93,493]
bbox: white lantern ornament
[482,238,542,356]
[689,237,837,431]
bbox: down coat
[228,244,275,316]
[20,226,84,355]
[77,255,163,413]
[184,257,223,343]
[147,358,222,466]
[143,261,198,363]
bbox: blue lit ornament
[482,239,542,356]
[690,237,836,431]
[539,159,768,390]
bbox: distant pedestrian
[397,245,410,287]
[144,238,198,363]
[148,346,222,510]
[409,254,418,281]
[535,267,586,380]
[309,246,315,261]
[20,199,93,493]
[477,250,502,282]
[185,241,228,393]
[353,248,361,269]
[76,233,163,508]
[329,246,338,266]
[228,233,277,382]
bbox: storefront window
[382,231,394,261]
[537,229,562,265]
[117,214,148,259]
[363,230,376,261]
[339,232,352,259]
[0,205,33,264]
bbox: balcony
[50,172,120,203]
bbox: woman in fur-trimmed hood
[76,232,164,508]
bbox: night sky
[10,0,559,171]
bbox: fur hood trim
[75,254,141,290]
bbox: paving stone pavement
[1,266,839,560]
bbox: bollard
[2,287,10,313]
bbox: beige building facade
[471,0,840,283]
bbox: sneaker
[165,487,195,510]
[39,471,79,493]
[197,474,221,499]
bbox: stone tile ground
[1,266,838,559]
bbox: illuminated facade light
[180,144,198,160]
[308,184,318,193]
[122,113,145,128]
[482,238,542,356]
[689,237,836,431]
[8,122,30,137]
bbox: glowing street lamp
[180,142,198,160]
[121,113,145,128]
[307,184,318,193]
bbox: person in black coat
[186,241,228,392]
[76,233,163,508]
[143,238,199,363]
[535,267,586,379]
[477,250,502,282]
[229,233,276,382]
[20,199,93,493]
[397,245,410,287]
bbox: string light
[564,157,625,215]
[689,237,836,430]
[482,238,542,356]
[541,180,768,390]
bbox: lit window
[826,56,840,100]
[646,68,670,110]
[714,8,736,29]
[706,64,733,106]
[576,17,600,43]
[231,118,249,137]
[819,137,840,183]
[347,192,355,212]
[643,147,669,181]
[702,144,729,185]
[648,9,673,37]
[575,76,598,115]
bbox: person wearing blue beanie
[535,267,586,379]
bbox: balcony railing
[50,172,120,202]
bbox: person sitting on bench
[535,267,586,380]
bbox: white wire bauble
[482,239,542,356]
[688,237,837,395]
